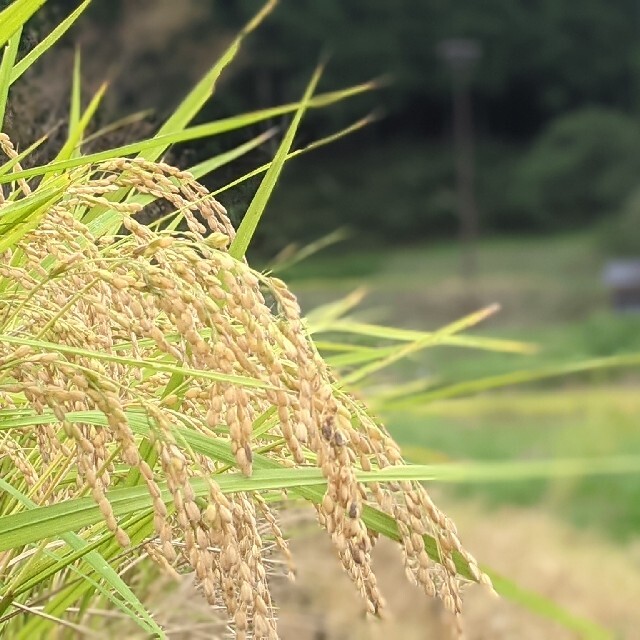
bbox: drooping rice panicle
[0,144,489,637]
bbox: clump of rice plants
[4,2,639,638]
[0,132,491,636]
[0,4,495,630]
[34,0,640,638]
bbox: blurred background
[9,0,640,636]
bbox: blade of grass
[314,340,374,353]
[5,411,640,532]
[1,408,452,569]
[0,333,275,389]
[383,352,640,408]
[0,184,67,253]
[341,304,502,386]
[409,387,640,419]
[9,0,92,84]
[305,288,369,326]
[0,408,623,634]
[139,0,277,163]
[230,62,324,259]
[322,335,535,369]
[326,345,398,368]
[213,112,376,198]
[0,443,636,640]
[0,0,47,50]
[188,128,277,181]
[0,133,47,178]
[310,318,537,355]
[368,378,437,406]
[51,80,106,167]
[0,83,377,186]
[268,228,350,274]
[485,570,611,640]
[0,479,165,638]
[81,109,154,146]
[376,456,640,484]
[0,27,21,129]
[68,47,81,158]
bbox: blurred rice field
[383,386,640,539]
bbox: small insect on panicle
[333,430,347,447]
[321,416,334,441]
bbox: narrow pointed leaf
[0,133,47,177]
[0,185,66,252]
[342,305,501,385]
[487,571,611,640]
[230,63,324,259]
[68,47,81,153]
[213,113,376,197]
[0,83,377,185]
[384,352,640,407]
[139,0,277,163]
[52,80,106,166]
[10,0,92,84]
[0,0,47,50]
[0,333,275,389]
[0,479,165,638]
[0,27,21,129]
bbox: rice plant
[0,2,498,637]
[0,2,635,639]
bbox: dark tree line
[36,0,640,139]
[7,0,640,248]
[199,0,640,139]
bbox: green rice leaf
[5,410,640,544]
[383,352,640,408]
[230,63,324,259]
[0,333,275,389]
[214,113,375,198]
[341,304,502,385]
[68,47,81,152]
[310,318,536,355]
[0,478,165,639]
[188,127,276,181]
[9,0,92,84]
[487,571,611,640]
[138,0,277,163]
[0,27,21,129]
[0,184,67,252]
[0,133,47,177]
[81,109,153,147]
[304,288,368,326]
[0,83,376,185]
[268,228,350,274]
[0,0,46,50]
[52,79,106,167]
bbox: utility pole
[437,38,482,280]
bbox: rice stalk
[0,140,490,638]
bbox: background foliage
[3,1,640,638]
[8,0,640,250]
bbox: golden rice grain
[0,147,489,638]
